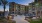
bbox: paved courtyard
[13,15,30,23]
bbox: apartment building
[28,0,42,18]
[9,2,29,15]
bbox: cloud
[14,0,34,5]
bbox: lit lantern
[9,16,12,20]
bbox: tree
[1,0,8,18]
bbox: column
[36,10,37,19]
[40,11,41,18]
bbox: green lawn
[30,19,42,23]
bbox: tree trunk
[3,5,5,18]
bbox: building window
[32,7,35,11]
[12,12,14,14]
[32,12,36,15]
[10,12,14,14]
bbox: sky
[0,0,34,11]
